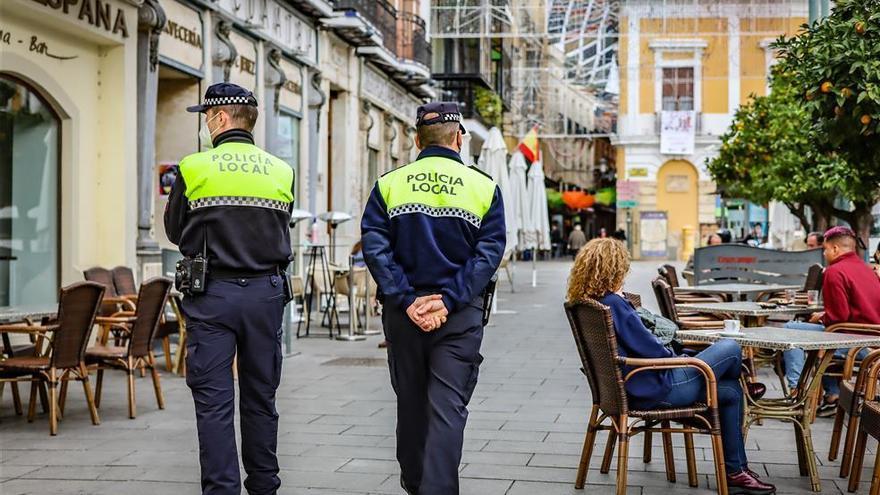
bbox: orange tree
[708,67,844,233]
[773,0,880,247]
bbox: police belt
[209,267,280,280]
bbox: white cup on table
[723,319,741,334]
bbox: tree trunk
[809,201,833,233]
[851,202,875,258]
[785,202,812,234]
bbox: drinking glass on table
[784,289,797,304]
[807,290,819,307]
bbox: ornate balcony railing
[335,0,398,53]
[397,12,431,67]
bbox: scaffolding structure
[430,0,616,185]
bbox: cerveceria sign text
[30,0,128,38]
[165,19,200,48]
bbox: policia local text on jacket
[164,128,295,272]
[164,124,294,495]
[361,143,506,495]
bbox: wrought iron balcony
[397,12,431,67]
[334,0,398,53]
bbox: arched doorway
[0,74,61,305]
[656,159,698,258]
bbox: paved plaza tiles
[0,261,875,494]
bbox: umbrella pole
[531,251,537,287]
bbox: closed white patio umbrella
[507,151,529,252]
[523,159,551,286]
[477,127,517,254]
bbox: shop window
[662,67,694,111]
[0,75,60,305]
[276,112,301,257]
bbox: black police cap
[416,101,466,134]
[187,83,258,113]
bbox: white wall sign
[229,31,257,91]
[159,0,203,72]
[279,58,303,113]
[660,110,696,155]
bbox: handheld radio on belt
[175,229,209,295]
[481,274,498,326]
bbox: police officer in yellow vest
[164,83,295,495]
[361,102,506,494]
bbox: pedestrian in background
[550,223,563,258]
[361,102,505,494]
[567,224,587,258]
[805,231,824,249]
[165,83,295,495]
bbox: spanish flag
[518,125,540,163]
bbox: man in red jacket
[784,226,880,415]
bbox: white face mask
[199,113,221,150]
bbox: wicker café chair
[652,278,724,330]
[846,357,880,494]
[564,299,728,495]
[824,325,880,479]
[83,277,172,419]
[111,266,139,299]
[112,265,182,372]
[0,282,104,435]
[658,265,724,304]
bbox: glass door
[0,74,60,306]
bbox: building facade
[613,0,806,259]
[0,0,433,303]
[1,0,141,305]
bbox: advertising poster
[660,110,696,155]
[640,211,668,258]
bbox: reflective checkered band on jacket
[388,203,481,228]
[203,96,254,106]
[189,196,290,212]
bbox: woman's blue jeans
[783,321,869,396]
[635,339,748,474]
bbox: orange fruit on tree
[835,106,845,117]
[805,91,815,101]
[861,114,872,125]
[821,81,833,93]
[855,21,866,34]
[841,87,852,98]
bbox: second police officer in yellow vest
[362,102,507,495]
[165,83,295,495]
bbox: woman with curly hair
[567,238,775,495]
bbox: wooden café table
[677,327,880,492]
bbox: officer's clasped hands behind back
[398,115,477,334]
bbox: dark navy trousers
[383,300,484,495]
[181,275,286,495]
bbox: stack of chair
[84,266,181,371]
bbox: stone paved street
[0,261,876,494]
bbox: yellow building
[613,0,807,259]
